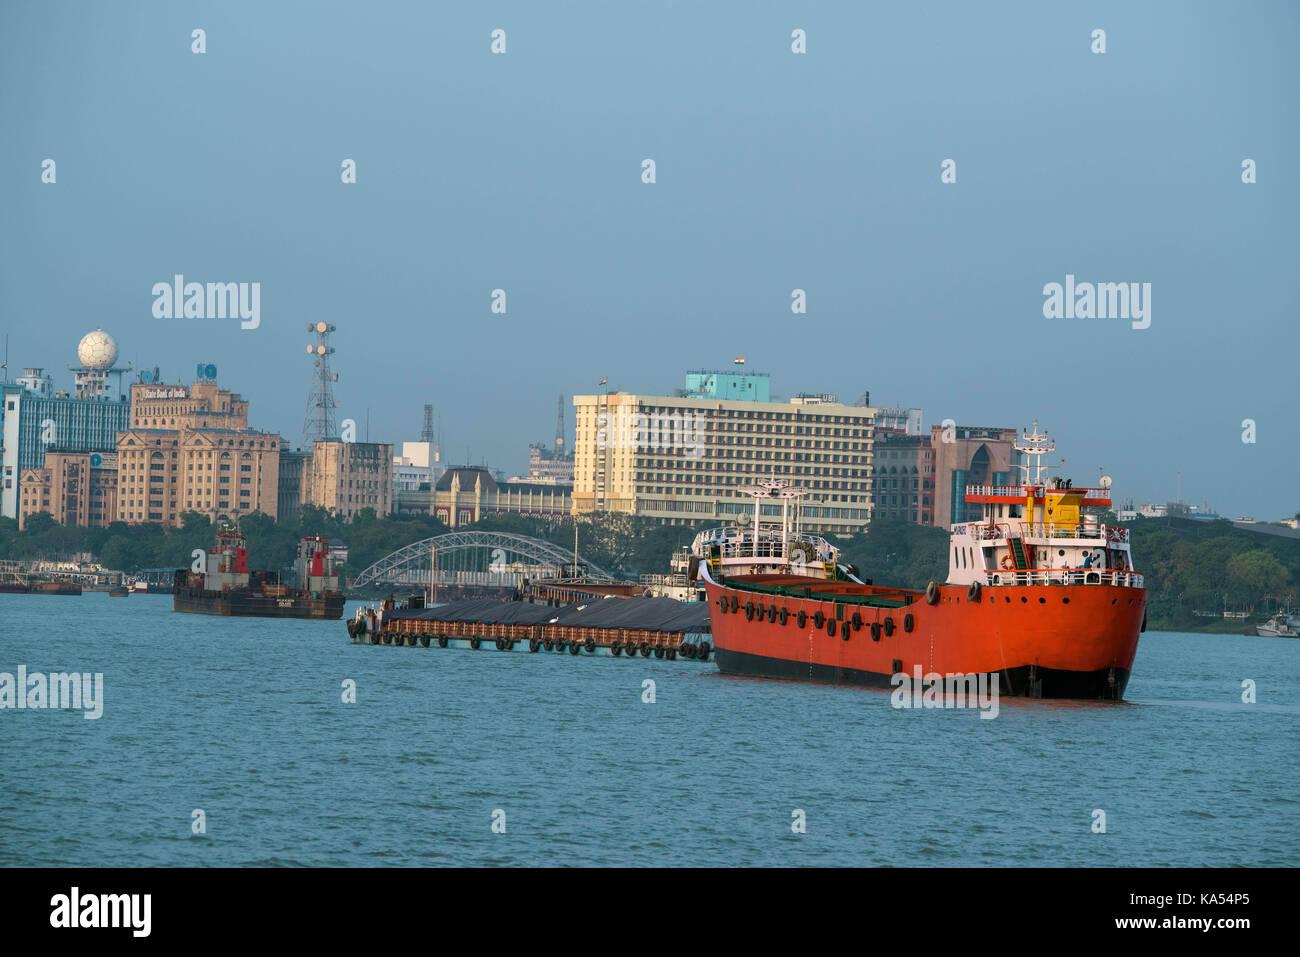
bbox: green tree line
[2,510,1295,630]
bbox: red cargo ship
[698,425,1145,700]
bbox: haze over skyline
[3,1,1296,519]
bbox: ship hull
[173,590,345,620]
[703,574,1144,701]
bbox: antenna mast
[302,322,339,447]
[1014,420,1055,486]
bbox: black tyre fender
[925,581,941,605]
[585,638,596,653]
[438,637,448,648]
[904,613,914,633]
[744,601,756,621]
[569,641,581,655]
[871,621,882,641]
[967,580,982,603]
[470,636,481,649]
[826,618,837,637]
[840,621,851,641]
[729,595,739,613]
[766,605,777,623]
[797,610,808,628]
[778,607,789,625]
[883,617,895,637]
[851,611,863,631]
[813,610,825,628]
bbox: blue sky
[2,1,1296,518]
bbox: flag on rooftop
[733,357,745,365]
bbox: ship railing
[640,573,691,587]
[710,536,833,563]
[966,484,1113,498]
[965,523,1128,543]
[983,568,1144,588]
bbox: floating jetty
[350,596,714,660]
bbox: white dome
[77,329,117,368]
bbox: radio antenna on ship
[1014,420,1055,486]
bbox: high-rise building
[1,331,135,520]
[931,425,1021,527]
[304,440,393,520]
[872,429,936,524]
[572,371,876,534]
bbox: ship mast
[1014,420,1055,487]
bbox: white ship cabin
[945,424,1142,589]
[694,479,839,579]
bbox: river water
[1,593,1296,866]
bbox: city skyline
[2,2,1296,520]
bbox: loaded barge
[174,528,346,619]
[352,595,712,659]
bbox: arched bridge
[350,531,615,590]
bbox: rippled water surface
[1,593,1296,866]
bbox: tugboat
[173,528,346,619]
[698,424,1146,700]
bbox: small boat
[1253,610,1299,638]
[108,585,130,597]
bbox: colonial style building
[18,451,119,529]
[433,467,571,528]
[114,380,281,526]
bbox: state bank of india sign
[143,388,189,399]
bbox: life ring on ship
[744,601,755,621]
[925,581,941,605]
[778,607,789,625]
[968,581,982,603]
[797,610,808,628]
[1000,555,1014,570]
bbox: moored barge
[173,528,345,619]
